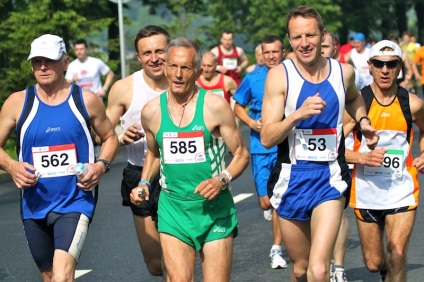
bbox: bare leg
[384,210,416,282]
[201,234,234,282]
[133,215,164,276]
[160,233,196,282]
[308,199,344,282]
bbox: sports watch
[96,159,110,173]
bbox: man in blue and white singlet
[261,6,379,282]
[0,34,118,281]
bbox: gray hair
[166,37,202,72]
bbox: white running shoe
[264,208,272,221]
[332,268,348,282]
[269,249,287,269]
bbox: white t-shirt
[350,48,373,87]
[65,56,110,93]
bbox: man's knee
[51,270,74,282]
[145,259,163,276]
[308,262,329,281]
[386,241,407,267]
[292,263,308,281]
[364,256,384,273]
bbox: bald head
[201,51,218,80]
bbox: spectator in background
[66,39,115,99]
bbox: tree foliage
[0,0,113,105]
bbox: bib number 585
[170,141,197,154]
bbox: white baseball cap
[27,34,67,61]
[369,39,403,60]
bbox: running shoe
[269,248,288,269]
[264,208,272,221]
[332,268,348,282]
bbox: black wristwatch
[216,174,228,187]
[96,159,110,173]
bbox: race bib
[211,89,225,98]
[222,58,238,70]
[294,128,338,161]
[163,132,206,164]
[32,144,78,178]
[363,149,404,178]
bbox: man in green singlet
[130,37,250,281]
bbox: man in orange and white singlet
[196,51,238,104]
[210,30,249,85]
[345,40,424,282]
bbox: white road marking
[233,193,254,203]
[75,270,92,278]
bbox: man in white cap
[0,34,118,281]
[345,40,424,282]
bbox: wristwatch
[216,174,228,187]
[96,159,110,173]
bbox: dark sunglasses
[370,59,400,69]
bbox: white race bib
[294,128,338,161]
[32,144,78,178]
[163,132,206,164]
[222,58,238,70]
[363,149,404,178]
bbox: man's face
[221,33,234,49]
[321,35,336,58]
[74,44,88,61]
[353,40,366,52]
[255,47,265,66]
[368,55,402,90]
[31,56,69,86]
[288,16,323,66]
[136,34,168,81]
[262,41,284,69]
[165,46,201,97]
[200,53,217,80]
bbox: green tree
[0,0,113,105]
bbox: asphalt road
[1,124,424,281]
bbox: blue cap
[353,32,366,42]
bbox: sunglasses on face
[369,59,400,69]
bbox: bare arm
[106,75,144,145]
[0,91,39,188]
[344,64,379,148]
[234,102,261,132]
[80,90,118,189]
[103,70,115,92]
[224,75,238,97]
[130,98,161,205]
[410,93,424,173]
[343,109,386,167]
[194,93,250,200]
[236,47,249,73]
[97,70,115,97]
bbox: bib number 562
[41,154,69,168]
[170,141,197,154]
